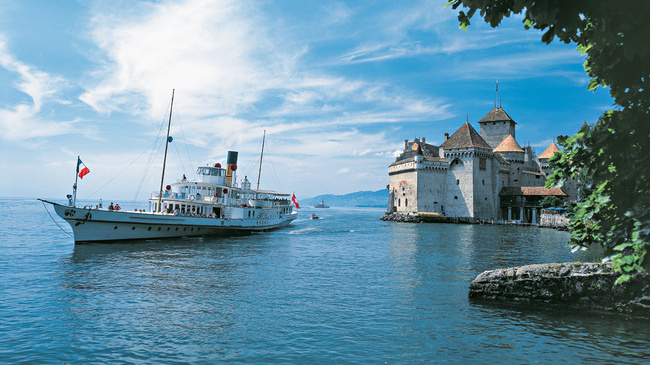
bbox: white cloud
[0,37,77,141]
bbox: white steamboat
[40,91,298,243]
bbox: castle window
[456,179,460,185]
[482,179,485,185]
[405,198,408,206]
[479,157,486,171]
[398,199,401,206]
[454,196,458,200]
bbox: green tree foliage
[448,0,650,282]
[540,196,565,209]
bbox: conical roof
[538,142,560,159]
[440,122,492,150]
[493,135,524,152]
[478,107,516,124]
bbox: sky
[0,0,613,203]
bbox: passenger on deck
[108,203,114,211]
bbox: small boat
[40,91,298,243]
[311,213,319,219]
[313,200,329,208]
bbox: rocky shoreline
[469,262,650,314]
[380,212,538,226]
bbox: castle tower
[440,122,497,219]
[537,142,577,201]
[477,107,517,149]
[388,138,447,214]
[538,142,560,176]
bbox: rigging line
[266,155,284,192]
[241,143,262,182]
[174,112,195,177]
[132,143,164,202]
[173,138,187,176]
[88,145,157,200]
[89,122,167,201]
[41,201,73,237]
[132,107,172,202]
[259,137,283,192]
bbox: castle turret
[477,107,517,149]
[493,135,524,163]
[537,142,560,175]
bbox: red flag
[77,158,90,179]
[79,166,90,179]
[291,193,299,209]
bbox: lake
[1,198,648,363]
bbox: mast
[72,155,80,207]
[157,89,175,212]
[256,130,266,190]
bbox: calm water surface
[1,198,649,363]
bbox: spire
[495,77,499,109]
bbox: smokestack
[422,137,426,144]
[404,139,409,151]
[444,133,449,141]
[225,151,238,186]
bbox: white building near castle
[387,107,574,223]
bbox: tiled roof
[499,186,567,196]
[493,135,524,152]
[389,155,447,167]
[538,142,560,159]
[478,107,516,124]
[440,122,492,150]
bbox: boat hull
[42,200,297,243]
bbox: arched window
[405,198,408,206]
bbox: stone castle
[387,106,575,223]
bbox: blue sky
[0,0,613,203]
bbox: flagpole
[73,156,80,207]
[158,89,175,213]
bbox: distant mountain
[300,189,388,208]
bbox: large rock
[469,262,650,314]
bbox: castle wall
[417,168,447,213]
[388,165,418,213]
[444,151,473,218]
[472,153,498,220]
[521,171,545,187]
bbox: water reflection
[55,235,280,360]
[468,300,650,361]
